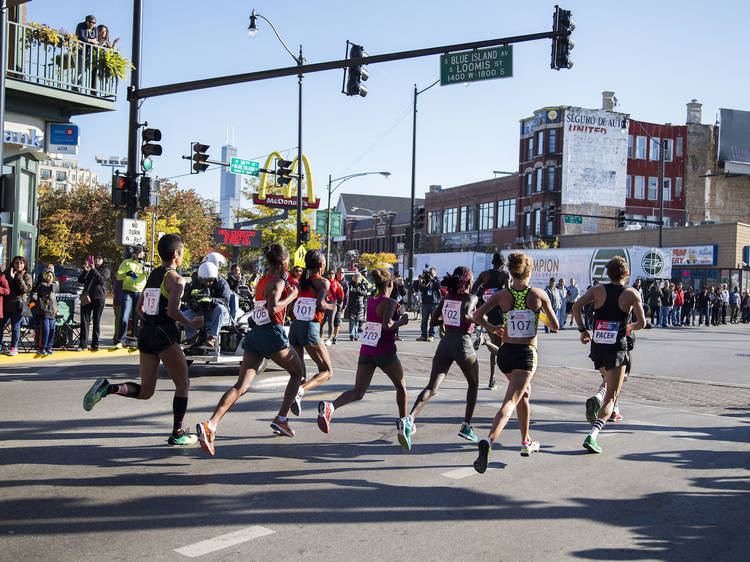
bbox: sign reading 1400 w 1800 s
[440,46,513,86]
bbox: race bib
[142,288,160,316]
[360,321,382,347]
[293,297,316,322]
[506,309,536,338]
[483,288,496,300]
[443,300,462,327]
[252,300,271,326]
[593,320,620,344]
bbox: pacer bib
[293,297,316,321]
[252,300,271,325]
[483,288,496,300]
[443,300,461,327]
[360,321,382,347]
[506,309,536,338]
[593,320,620,344]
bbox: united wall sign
[253,151,320,209]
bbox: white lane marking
[175,525,275,558]
[253,375,292,389]
[441,467,477,479]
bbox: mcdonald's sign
[253,151,320,209]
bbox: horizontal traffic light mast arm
[135,30,568,99]
[179,154,297,176]
[560,212,663,225]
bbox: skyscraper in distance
[220,143,240,227]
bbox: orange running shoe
[270,416,294,437]
[196,421,215,456]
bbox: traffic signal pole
[125,0,143,219]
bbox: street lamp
[326,171,390,267]
[351,206,396,255]
[408,79,440,306]
[248,10,305,245]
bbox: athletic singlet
[254,274,289,326]
[294,273,325,323]
[502,286,539,339]
[481,268,509,324]
[443,292,473,333]
[142,266,175,324]
[591,284,629,349]
[360,295,397,356]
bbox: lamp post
[408,79,440,306]
[351,206,396,255]
[248,10,305,245]
[630,121,668,248]
[326,171,390,267]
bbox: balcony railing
[4,20,119,99]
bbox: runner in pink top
[316,267,413,450]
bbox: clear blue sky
[28,0,750,211]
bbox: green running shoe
[83,377,109,411]
[168,432,198,447]
[583,435,602,453]
[474,438,491,473]
[585,396,601,425]
[397,417,412,451]
[457,422,478,442]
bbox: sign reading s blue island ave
[440,45,513,86]
[230,157,260,176]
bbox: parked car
[35,264,84,295]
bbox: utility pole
[125,0,143,219]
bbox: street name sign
[230,158,260,176]
[316,210,342,237]
[440,46,513,86]
[564,215,583,224]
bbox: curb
[0,347,135,366]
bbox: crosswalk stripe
[441,467,477,479]
[174,526,275,557]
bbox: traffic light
[551,5,575,70]
[112,173,128,207]
[414,207,426,231]
[300,222,310,242]
[141,128,162,171]
[345,43,368,97]
[548,205,557,221]
[191,142,210,173]
[139,176,158,208]
[276,158,293,186]
[616,209,626,228]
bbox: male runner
[83,234,203,446]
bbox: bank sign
[46,123,79,154]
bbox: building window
[71,173,77,181]
[636,136,647,159]
[55,182,66,190]
[548,128,557,153]
[497,199,516,228]
[676,137,683,157]
[460,205,474,231]
[664,139,674,162]
[536,131,544,156]
[535,168,543,192]
[524,212,531,237]
[546,166,555,191]
[56,170,67,181]
[527,137,533,160]
[663,178,672,201]
[627,136,633,158]
[479,202,495,230]
[546,209,554,236]
[626,175,632,198]
[634,176,645,199]
[525,173,532,196]
[442,207,457,233]
[533,209,541,235]
[428,210,441,234]
[649,137,660,161]
[647,177,658,200]
[40,168,52,179]
[675,177,683,198]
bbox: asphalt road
[1,317,749,561]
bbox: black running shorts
[589,346,630,370]
[433,332,475,372]
[358,352,399,370]
[138,321,180,356]
[497,343,537,375]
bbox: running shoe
[609,411,623,422]
[168,432,198,447]
[457,422,478,442]
[290,387,305,417]
[196,421,216,456]
[474,438,491,473]
[7,347,18,356]
[488,375,498,390]
[415,335,429,342]
[46,349,54,355]
[520,440,540,456]
[83,377,109,411]
[113,342,124,349]
[397,416,412,451]
[585,396,601,425]
[317,401,333,433]
[271,416,294,437]
[583,435,602,453]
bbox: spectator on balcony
[75,15,98,91]
[96,24,119,49]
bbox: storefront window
[18,171,32,223]
[19,231,33,267]
[0,226,10,270]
